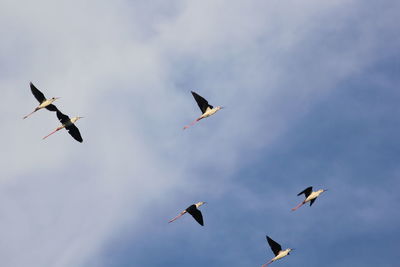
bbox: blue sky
[0,0,399,266]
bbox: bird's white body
[263,248,293,266]
[169,201,206,225]
[272,249,292,262]
[23,83,61,119]
[38,98,57,109]
[304,189,324,203]
[57,116,81,129]
[43,110,83,142]
[183,91,223,129]
[69,117,80,125]
[200,106,222,119]
[24,96,59,119]
[195,201,206,208]
[292,188,326,211]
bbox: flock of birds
[24,82,83,142]
[24,82,327,266]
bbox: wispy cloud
[0,0,399,266]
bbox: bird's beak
[324,189,328,192]
[55,97,61,100]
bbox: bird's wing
[191,91,212,114]
[30,82,46,103]
[266,236,282,256]
[56,110,70,124]
[310,198,316,206]
[297,186,313,198]
[65,124,83,143]
[45,104,58,112]
[186,207,204,226]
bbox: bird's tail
[43,127,61,140]
[183,117,201,130]
[291,202,304,211]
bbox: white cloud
[0,0,398,266]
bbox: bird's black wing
[297,186,313,198]
[266,236,282,256]
[56,110,71,124]
[310,198,316,206]
[45,104,58,112]
[30,82,46,103]
[191,91,212,114]
[65,124,83,143]
[186,205,204,226]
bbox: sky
[0,0,399,266]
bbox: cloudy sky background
[0,0,399,266]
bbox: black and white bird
[169,202,206,226]
[292,186,327,211]
[23,82,59,119]
[183,91,223,129]
[43,110,83,142]
[262,236,293,266]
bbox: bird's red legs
[291,202,304,211]
[168,211,186,223]
[23,108,39,119]
[183,117,202,130]
[261,260,273,267]
[43,127,62,140]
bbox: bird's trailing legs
[261,260,273,267]
[168,210,186,223]
[23,108,39,119]
[43,126,63,140]
[291,202,304,211]
[183,117,202,130]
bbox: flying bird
[183,91,223,129]
[168,202,206,226]
[292,186,327,211]
[43,110,83,142]
[262,236,293,267]
[23,82,60,119]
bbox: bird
[183,91,223,129]
[168,202,206,226]
[262,236,293,267]
[292,186,327,211]
[23,82,60,119]
[43,110,83,142]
